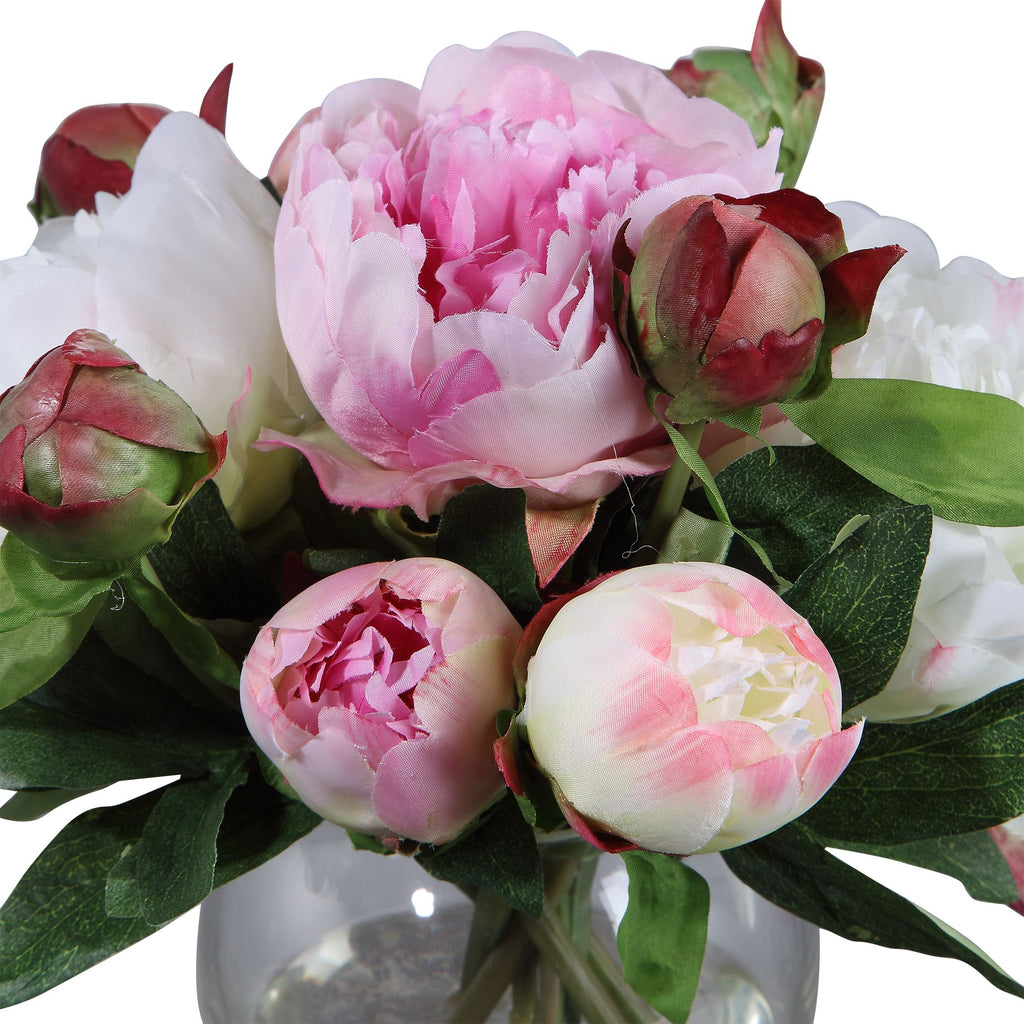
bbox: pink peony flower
[240,558,521,844]
[261,34,782,538]
[517,562,862,855]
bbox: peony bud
[240,558,521,845]
[518,562,863,855]
[30,65,232,221]
[616,189,903,424]
[0,329,226,564]
[667,0,824,187]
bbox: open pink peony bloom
[262,34,782,528]
[241,558,521,844]
[518,562,862,855]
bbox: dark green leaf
[834,831,1019,905]
[713,445,908,583]
[802,679,1024,845]
[148,480,278,621]
[435,485,541,622]
[417,793,544,918]
[782,379,1024,526]
[784,505,931,708]
[618,851,709,1024]
[0,787,98,821]
[210,775,322,888]
[305,547,393,575]
[0,792,162,1007]
[135,753,250,925]
[0,776,320,1007]
[0,636,249,790]
[124,559,240,691]
[723,826,1024,999]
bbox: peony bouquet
[2,3,1024,1021]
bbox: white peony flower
[828,202,1024,721]
[0,112,316,530]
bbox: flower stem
[446,918,535,1024]
[515,905,632,1024]
[588,937,661,1024]
[632,421,705,564]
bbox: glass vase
[197,823,818,1024]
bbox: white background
[2,1,1024,1021]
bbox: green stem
[446,917,535,1024]
[632,421,705,564]
[371,508,436,557]
[588,938,661,1024]
[510,954,538,1023]
[536,955,564,1023]
[515,905,632,1024]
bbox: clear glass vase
[197,823,818,1024]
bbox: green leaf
[135,753,250,925]
[783,505,932,708]
[305,547,393,575]
[712,445,908,583]
[435,485,541,622]
[124,558,240,691]
[618,851,709,1024]
[417,793,544,918]
[657,507,733,565]
[801,678,1024,845]
[0,791,163,1007]
[104,844,142,918]
[833,831,1019,905]
[210,775,322,887]
[148,480,279,621]
[782,379,1024,526]
[347,830,391,855]
[0,776,320,1007]
[0,786,98,821]
[0,535,113,631]
[0,636,250,791]
[723,826,1024,1000]
[0,592,105,709]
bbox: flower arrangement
[2,4,1024,1022]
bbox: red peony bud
[30,65,233,222]
[616,189,904,425]
[0,330,226,565]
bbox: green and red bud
[615,189,904,425]
[667,0,824,187]
[0,329,226,564]
[30,65,233,222]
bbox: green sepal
[416,793,544,918]
[657,507,733,565]
[347,831,391,855]
[781,379,1024,526]
[618,851,710,1024]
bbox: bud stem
[632,421,706,565]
